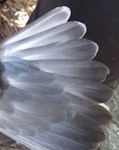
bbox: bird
[0,6,112,150]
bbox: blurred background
[0,0,37,41]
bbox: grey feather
[0,6,112,150]
[2,6,71,46]
[6,39,98,61]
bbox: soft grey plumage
[0,6,112,150]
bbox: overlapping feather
[0,6,112,150]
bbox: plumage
[2,6,71,46]
[0,6,112,150]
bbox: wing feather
[0,6,112,150]
[2,6,71,46]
